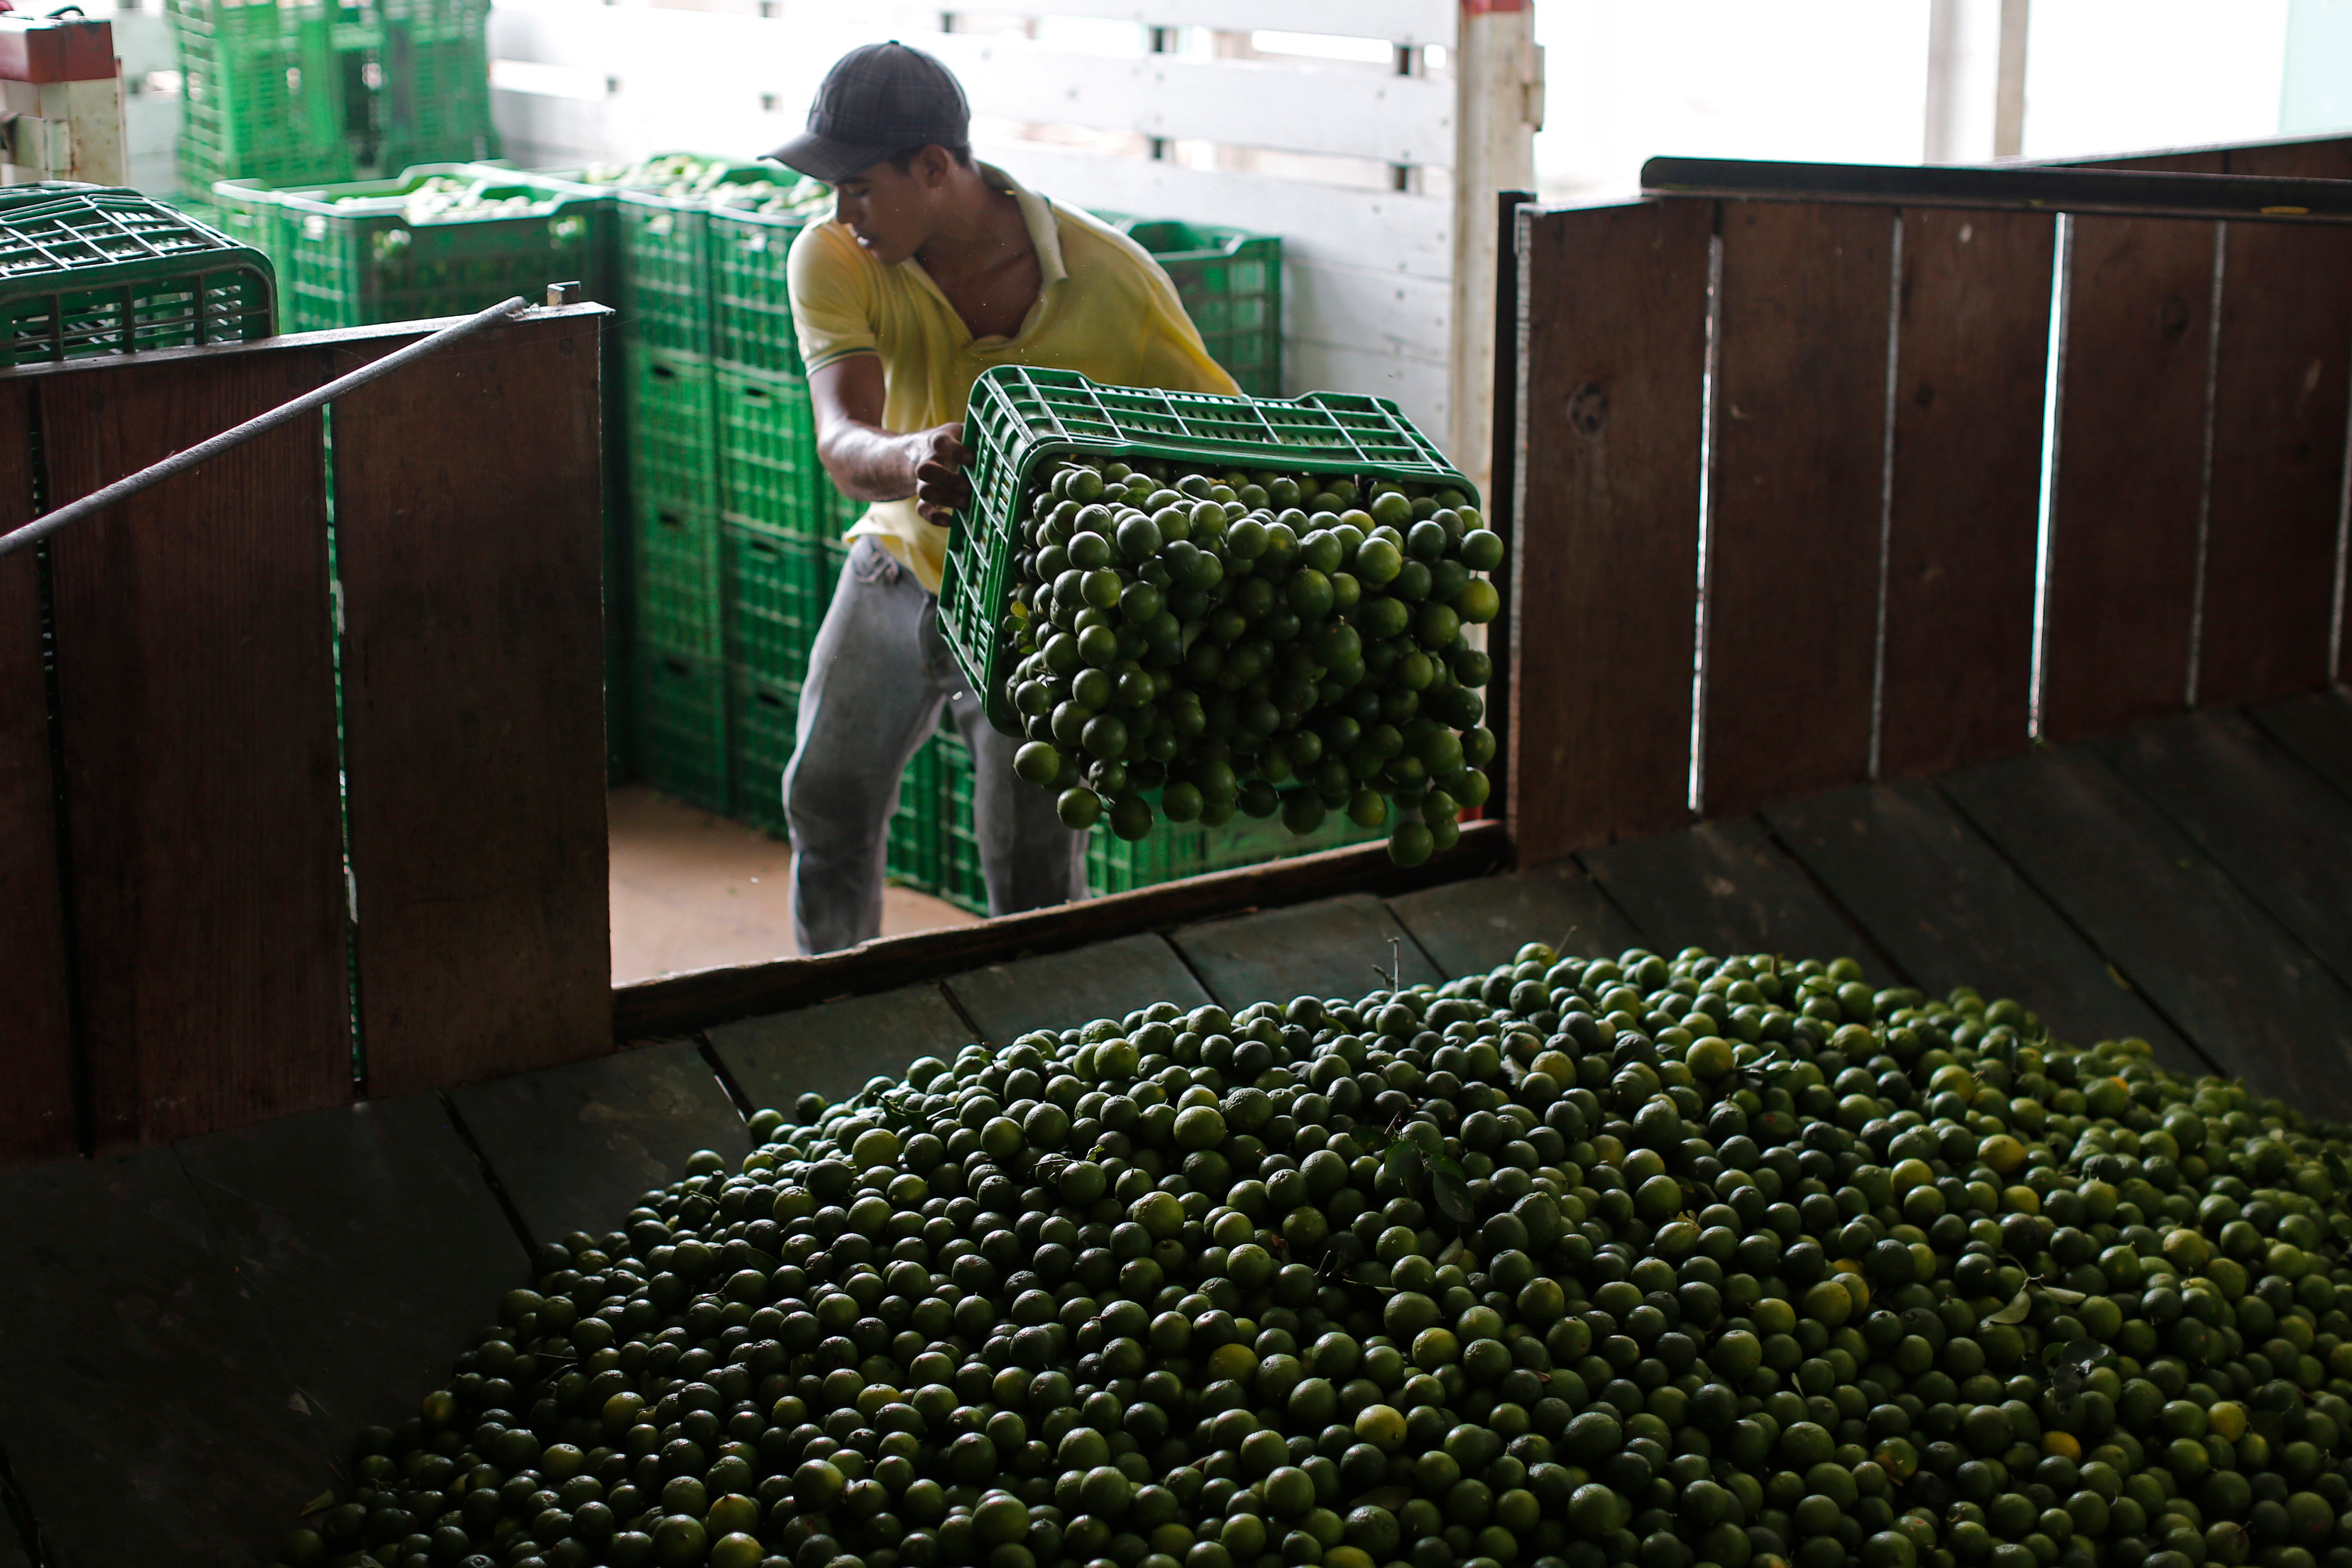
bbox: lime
[650,1515,707,1567]
[1056,787,1102,829]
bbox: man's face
[828,148,955,267]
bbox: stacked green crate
[370,0,498,174]
[215,166,610,332]
[702,180,836,841]
[1098,214,1281,397]
[931,726,981,914]
[624,335,725,810]
[728,667,797,838]
[171,0,354,198]
[1086,808,1388,895]
[0,188,276,364]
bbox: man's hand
[910,423,971,525]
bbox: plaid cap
[767,41,971,183]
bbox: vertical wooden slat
[0,379,76,1166]
[1877,207,2055,778]
[335,311,611,1098]
[2198,138,2352,707]
[2039,151,2224,744]
[1483,189,1532,827]
[1509,200,1712,862]
[1701,201,1893,816]
[42,354,351,1149]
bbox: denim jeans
[782,537,1087,953]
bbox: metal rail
[0,293,535,562]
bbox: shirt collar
[980,161,1066,287]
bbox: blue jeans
[782,537,1087,953]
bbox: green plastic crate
[932,725,984,914]
[374,22,497,174]
[716,365,821,535]
[1087,802,1386,895]
[626,343,719,513]
[634,644,727,812]
[0,188,275,364]
[221,165,610,332]
[885,727,945,895]
[605,497,632,784]
[171,0,353,194]
[1100,214,1281,398]
[939,365,1474,733]
[632,495,721,661]
[723,521,823,684]
[728,668,796,837]
[709,203,820,378]
[499,158,823,358]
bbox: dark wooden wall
[1510,136,2352,863]
[0,310,611,1165]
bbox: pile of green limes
[272,944,2352,1568]
[996,460,1502,866]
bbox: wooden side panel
[1384,860,1644,977]
[2101,710,2352,993]
[2253,687,2352,799]
[42,354,351,1149]
[1168,892,1443,1007]
[0,1147,327,1565]
[1878,208,2055,777]
[450,1042,746,1250]
[335,312,611,1097]
[174,1094,528,1459]
[1765,780,2197,1070]
[944,933,1210,1047]
[710,984,977,1113]
[2039,156,2223,743]
[1510,201,1711,860]
[0,379,74,1166]
[1702,201,1893,816]
[1577,816,1882,973]
[1942,747,2352,1117]
[2198,138,2352,707]
[2223,135,2352,177]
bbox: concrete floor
[607,785,979,983]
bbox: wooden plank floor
[4,693,2351,1560]
[1169,892,1443,1006]
[1764,780,2200,1070]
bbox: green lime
[1057,787,1103,829]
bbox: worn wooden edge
[1639,156,2352,223]
[614,820,1512,1040]
[0,304,613,387]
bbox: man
[769,40,1239,953]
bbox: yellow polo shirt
[787,163,1240,593]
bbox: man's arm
[809,353,972,524]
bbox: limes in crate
[999,459,1502,865]
[337,176,564,224]
[276,942,2352,1568]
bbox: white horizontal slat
[947,0,1455,47]
[1285,258,1451,363]
[492,87,1457,364]
[488,1,1457,167]
[937,33,1454,167]
[980,143,1453,278]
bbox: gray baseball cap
[767,41,971,183]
